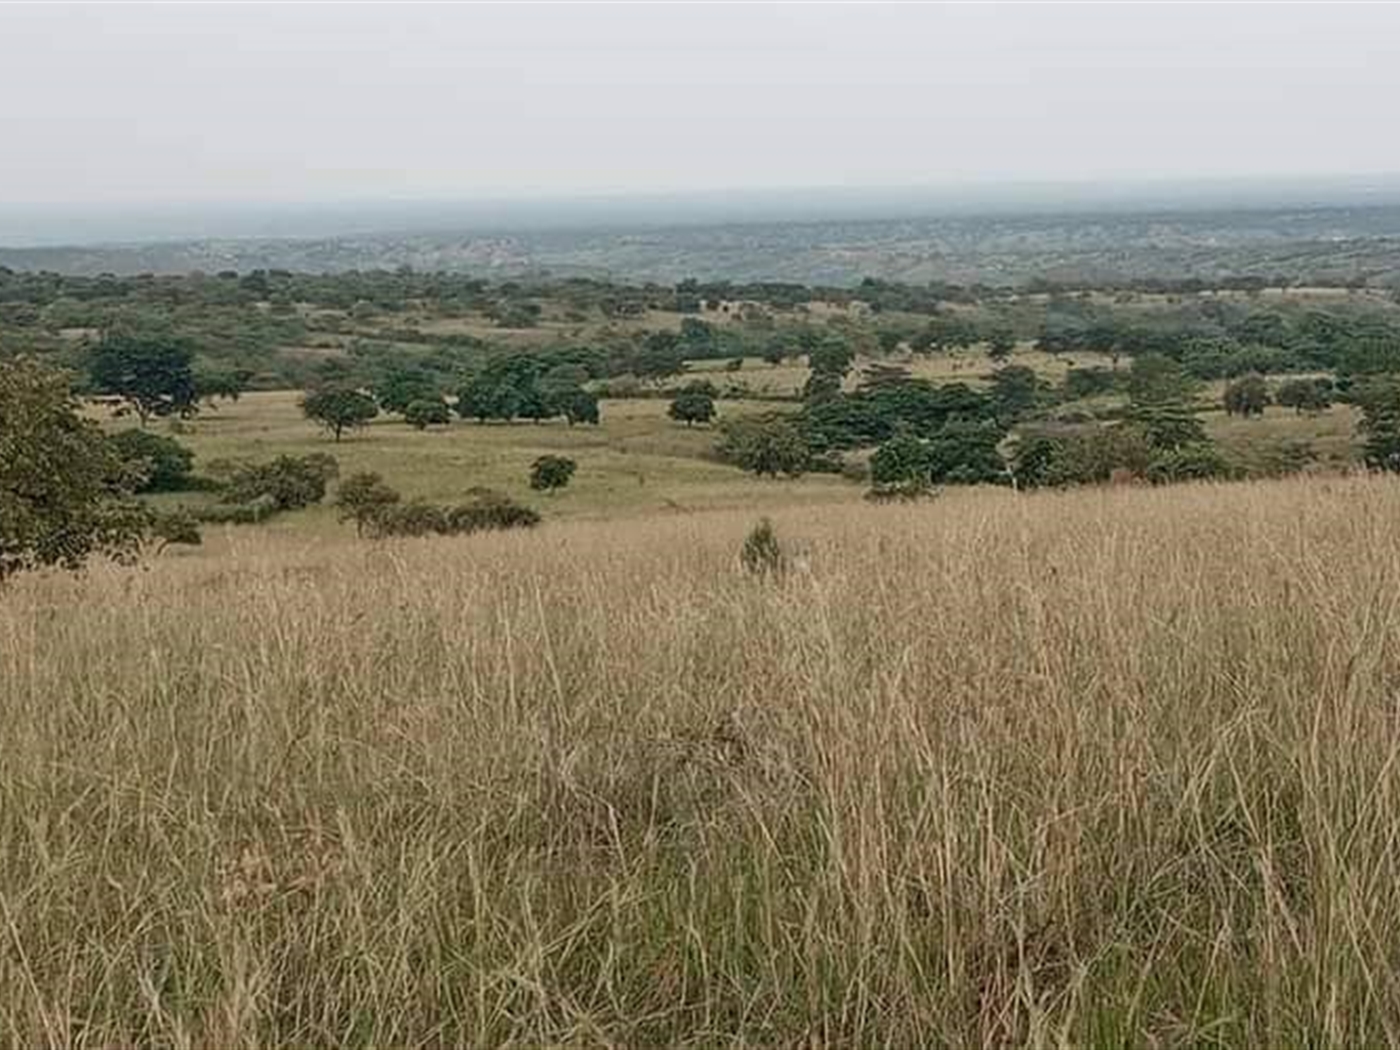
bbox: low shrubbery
[335,472,540,538]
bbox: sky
[3,3,1400,207]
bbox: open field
[6,475,1400,1044]
[113,385,1364,537]
[124,392,852,526]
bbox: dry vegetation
[5,474,1400,1045]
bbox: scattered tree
[669,384,717,426]
[404,398,451,430]
[557,387,601,426]
[301,386,379,441]
[986,326,1017,363]
[88,334,199,426]
[1223,374,1270,417]
[1275,377,1333,414]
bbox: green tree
[88,333,199,426]
[1128,353,1197,406]
[1130,402,1209,451]
[807,336,855,380]
[1223,374,1270,417]
[1354,376,1400,472]
[716,417,810,477]
[301,387,379,441]
[870,429,931,488]
[529,455,577,492]
[557,387,601,426]
[107,429,196,492]
[373,368,440,415]
[1275,377,1333,414]
[986,326,1017,363]
[988,365,1040,420]
[669,385,717,426]
[335,471,401,536]
[1,359,149,580]
[403,398,451,430]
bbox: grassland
[5,474,1400,1045]
[133,393,863,528]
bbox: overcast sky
[3,3,1400,206]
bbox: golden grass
[6,474,1400,1045]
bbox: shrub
[367,490,540,539]
[107,428,196,492]
[740,518,786,576]
[147,509,202,552]
[1145,444,1236,484]
[529,455,576,492]
[220,454,339,511]
[194,494,280,524]
[335,472,401,535]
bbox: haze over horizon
[3,3,1400,216]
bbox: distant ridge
[6,174,1400,250]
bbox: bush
[335,472,401,535]
[194,494,280,524]
[740,518,786,576]
[367,489,541,538]
[148,509,202,552]
[1145,444,1236,484]
[529,455,576,492]
[107,428,196,492]
[219,454,339,511]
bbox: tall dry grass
[4,476,1400,1046]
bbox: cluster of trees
[1011,355,1231,488]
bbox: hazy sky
[4,3,1400,206]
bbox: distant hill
[5,204,1400,287]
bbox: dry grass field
[6,474,1400,1045]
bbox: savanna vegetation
[9,249,1400,1044]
